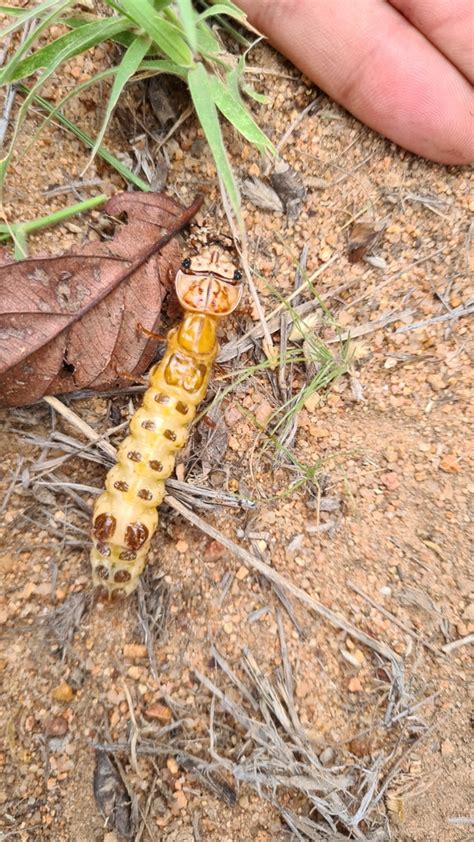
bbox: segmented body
[91,251,242,597]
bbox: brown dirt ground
[1,30,473,842]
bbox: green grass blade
[0,195,107,243]
[194,20,223,57]
[187,62,240,220]
[208,72,274,154]
[20,68,117,162]
[115,0,194,66]
[85,34,151,169]
[241,82,269,104]
[0,0,74,83]
[175,0,197,51]
[0,0,70,39]
[0,16,129,85]
[0,4,29,16]
[196,3,246,23]
[138,58,186,77]
[15,86,151,192]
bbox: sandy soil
[0,30,473,842]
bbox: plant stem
[0,194,107,255]
[18,85,150,192]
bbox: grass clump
[0,0,275,221]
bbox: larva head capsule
[175,250,243,317]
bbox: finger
[390,0,474,83]
[237,0,474,165]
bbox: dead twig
[218,253,341,362]
[442,633,474,654]
[347,579,441,656]
[395,303,474,334]
[165,493,404,706]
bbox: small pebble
[439,453,461,474]
[44,716,68,738]
[145,703,172,723]
[319,747,335,767]
[52,682,74,703]
[440,739,455,757]
[166,757,179,775]
[123,644,147,659]
[348,677,363,693]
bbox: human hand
[236,0,473,164]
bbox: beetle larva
[90,250,243,597]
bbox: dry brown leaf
[270,160,305,218]
[93,750,134,838]
[0,192,202,407]
[347,222,381,263]
[241,176,284,212]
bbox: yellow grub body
[90,251,242,596]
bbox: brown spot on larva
[93,513,116,541]
[119,550,137,561]
[176,401,189,415]
[114,480,129,492]
[164,429,177,442]
[154,393,170,404]
[96,542,111,557]
[111,589,127,600]
[125,522,149,550]
[127,450,142,462]
[95,565,109,580]
[114,569,132,583]
[141,419,156,431]
[138,488,153,501]
[149,460,163,472]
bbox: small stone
[223,622,234,634]
[176,539,188,554]
[255,399,273,428]
[123,644,147,660]
[235,565,249,580]
[427,374,447,391]
[439,453,461,474]
[44,716,69,737]
[52,682,74,703]
[348,677,363,693]
[440,739,455,757]
[348,737,370,757]
[319,747,335,767]
[172,790,187,812]
[204,540,225,562]
[166,757,179,775]
[380,472,400,491]
[319,244,333,262]
[127,666,142,681]
[145,703,172,723]
[224,404,242,427]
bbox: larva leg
[90,251,243,597]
